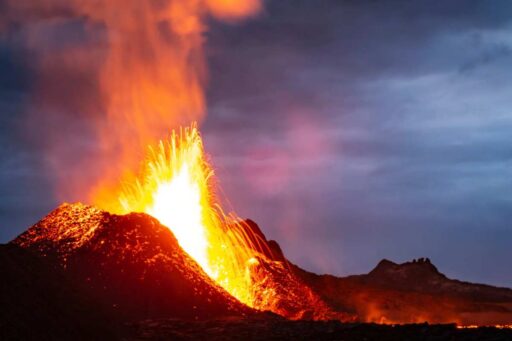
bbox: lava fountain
[115,124,268,307]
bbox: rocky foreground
[127,317,512,341]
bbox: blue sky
[1,1,512,286]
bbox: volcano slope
[233,219,353,321]
[10,203,350,321]
[0,243,121,340]
[5,202,349,337]
[10,203,252,323]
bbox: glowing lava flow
[117,124,264,306]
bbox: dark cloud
[459,41,512,72]
[203,0,512,286]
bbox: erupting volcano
[102,123,330,314]
[5,125,512,337]
[9,123,349,322]
[111,124,259,306]
[2,0,512,339]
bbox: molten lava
[119,127,212,273]
[116,124,265,307]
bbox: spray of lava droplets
[116,124,271,307]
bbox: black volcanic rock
[11,203,252,322]
[238,219,286,262]
[0,244,120,340]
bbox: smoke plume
[0,0,262,210]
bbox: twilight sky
[1,1,512,287]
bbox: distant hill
[292,257,512,325]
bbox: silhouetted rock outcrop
[238,219,286,262]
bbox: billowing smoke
[0,0,262,210]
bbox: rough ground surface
[128,317,512,340]
[11,203,251,321]
[0,244,122,340]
